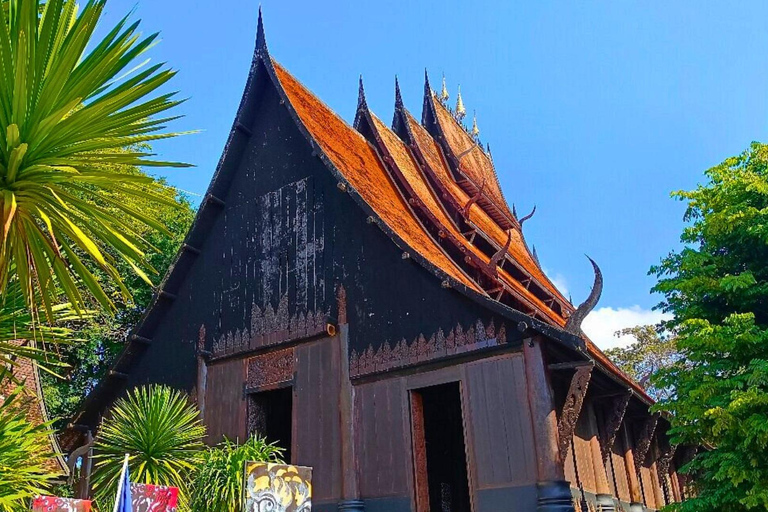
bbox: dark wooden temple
[61,11,693,512]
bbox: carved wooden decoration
[246,347,295,389]
[336,284,347,325]
[557,364,594,465]
[600,391,632,463]
[208,293,329,358]
[633,413,660,473]
[657,443,677,504]
[350,318,507,378]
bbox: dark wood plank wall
[463,354,537,490]
[354,353,539,511]
[564,412,597,494]
[204,358,247,442]
[609,430,631,502]
[294,339,342,504]
[355,377,412,503]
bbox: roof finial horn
[564,256,604,335]
[395,75,404,110]
[256,5,268,54]
[357,75,368,110]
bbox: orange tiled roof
[272,61,481,293]
[368,112,565,326]
[404,111,572,312]
[429,95,515,223]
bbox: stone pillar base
[537,481,575,512]
[338,499,365,511]
[629,502,645,512]
[595,494,616,511]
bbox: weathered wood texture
[204,358,247,443]
[293,339,342,503]
[464,354,537,488]
[355,378,411,501]
[608,428,631,502]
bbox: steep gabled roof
[356,95,566,326]
[271,62,480,293]
[423,84,516,228]
[397,105,572,316]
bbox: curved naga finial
[488,229,513,276]
[462,179,486,217]
[519,205,536,226]
[564,256,603,335]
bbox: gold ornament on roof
[471,111,480,139]
[441,74,450,104]
[455,85,466,121]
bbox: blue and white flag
[113,454,133,512]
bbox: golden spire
[441,74,449,104]
[455,85,466,121]
[471,111,480,139]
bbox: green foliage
[91,385,205,510]
[0,277,80,374]
[41,185,194,427]
[651,142,768,511]
[605,325,679,401]
[0,372,60,511]
[0,0,190,318]
[190,436,285,512]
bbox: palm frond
[0,275,82,375]
[0,0,191,316]
[91,384,206,510]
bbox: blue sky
[100,1,768,347]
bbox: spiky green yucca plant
[91,385,205,510]
[190,436,285,512]
[0,0,190,319]
[0,372,60,511]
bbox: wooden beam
[108,370,128,379]
[557,363,594,466]
[235,121,253,137]
[182,243,201,255]
[130,334,152,346]
[206,194,226,207]
[548,360,595,371]
[159,290,177,301]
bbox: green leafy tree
[91,385,205,510]
[0,372,60,511]
[652,142,768,511]
[190,436,285,512]
[605,325,679,401]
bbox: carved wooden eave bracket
[600,390,632,463]
[461,179,486,218]
[634,413,660,474]
[553,361,595,466]
[488,228,512,276]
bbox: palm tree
[91,385,205,510]
[0,0,190,318]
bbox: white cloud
[543,268,570,298]
[582,306,671,350]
